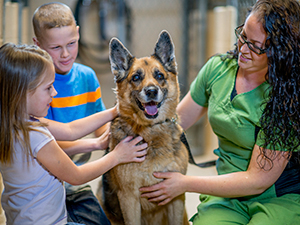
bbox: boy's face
[33,25,79,75]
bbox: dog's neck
[152,114,178,127]
[118,114,178,128]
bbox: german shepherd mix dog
[97,30,189,225]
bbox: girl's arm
[40,106,117,141]
[94,122,110,137]
[57,128,110,156]
[140,144,288,205]
[177,91,208,130]
[36,136,148,185]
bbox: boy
[32,2,110,224]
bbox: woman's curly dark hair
[227,0,300,167]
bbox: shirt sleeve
[30,126,54,157]
[190,55,231,107]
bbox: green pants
[190,186,300,225]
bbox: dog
[97,30,189,225]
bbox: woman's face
[237,13,268,75]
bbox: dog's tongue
[145,102,158,116]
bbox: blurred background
[0,0,256,157]
[0,0,257,223]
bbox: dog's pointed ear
[152,30,177,74]
[109,38,134,82]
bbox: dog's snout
[145,87,158,99]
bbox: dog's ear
[109,38,134,82]
[152,30,177,74]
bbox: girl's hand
[139,172,185,206]
[111,104,119,119]
[94,127,110,150]
[113,136,148,164]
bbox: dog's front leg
[118,190,141,225]
[167,194,189,225]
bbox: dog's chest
[109,118,187,187]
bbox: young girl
[0,43,148,225]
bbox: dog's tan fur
[97,30,189,225]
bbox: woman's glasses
[235,24,268,55]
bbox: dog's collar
[170,114,178,124]
[117,114,178,127]
[154,114,178,126]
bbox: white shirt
[0,124,67,225]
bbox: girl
[0,43,148,224]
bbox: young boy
[32,3,110,224]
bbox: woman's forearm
[183,172,268,198]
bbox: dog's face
[109,31,179,125]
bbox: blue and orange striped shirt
[45,63,106,123]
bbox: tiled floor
[87,71,218,222]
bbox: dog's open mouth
[144,101,158,116]
[136,99,162,119]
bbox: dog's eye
[155,72,165,81]
[132,74,141,82]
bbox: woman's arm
[177,91,207,130]
[140,144,289,205]
[36,135,148,185]
[40,106,117,141]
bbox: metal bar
[180,0,190,98]
[18,0,23,44]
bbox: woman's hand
[112,136,148,164]
[139,171,186,206]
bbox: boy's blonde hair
[32,2,76,40]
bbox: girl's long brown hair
[0,43,53,164]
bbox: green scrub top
[190,55,269,175]
[189,55,300,225]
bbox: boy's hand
[113,136,148,164]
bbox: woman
[140,0,300,224]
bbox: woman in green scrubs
[140,0,300,224]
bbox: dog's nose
[145,87,158,99]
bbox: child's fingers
[121,136,134,143]
[136,149,147,157]
[136,142,148,150]
[129,136,144,145]
[134,155,146,162]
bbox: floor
[87,70,218,222]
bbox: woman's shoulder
[207,54,238,70]
[198,53,238,85]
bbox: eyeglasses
[235,24,268,55]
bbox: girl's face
[27,64,57,117]
[237,13,268,75]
